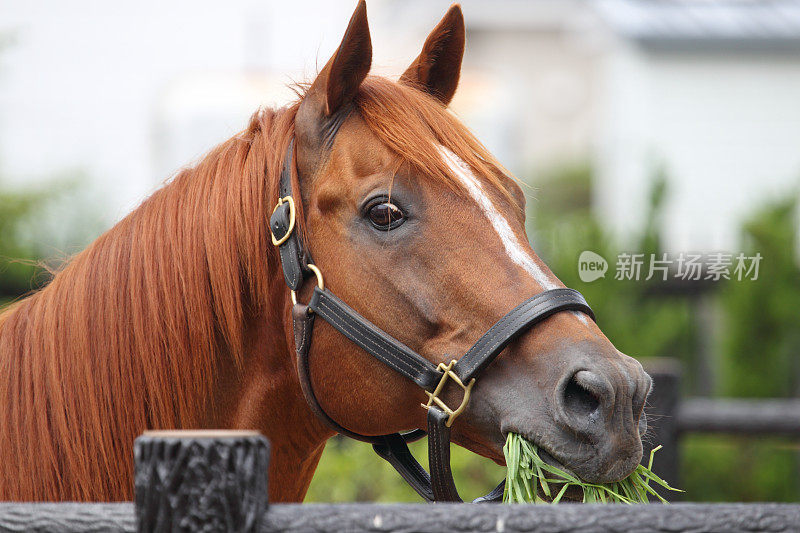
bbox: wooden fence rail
[679,398,800,436]
[0,501,799,533]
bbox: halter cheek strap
[270,139,596,502]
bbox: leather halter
[270,139,596,502]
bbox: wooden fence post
[134,430,269,533]
[643,358,682,501]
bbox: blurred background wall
[1,0,799,502]
[3,0,799,245]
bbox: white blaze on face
[439,146,559,291]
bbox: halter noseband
[270,139,596,502]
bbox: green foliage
[681,435,800,502]
[680,196,800,502]
[0,183,57,303]
[503,433,679,504]
[719,196,800,398]
[305,436,504,502]
[305,437,422,502]
[0,177,104,307]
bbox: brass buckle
[421,360,476,427]
[291,263,325,307]
[270,196,296,246]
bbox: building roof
[594,0,800,50]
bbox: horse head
[283,1,651,491]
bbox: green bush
[0,183,55,303]
[720,196,800,399]
[0,178,102,307]
[683,195,800,501]
[305,437,504,502]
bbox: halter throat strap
[270,139,596,502]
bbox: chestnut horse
[0,2,650,502]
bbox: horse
[0,1,650,502]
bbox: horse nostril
[562,371,602,418]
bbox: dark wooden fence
[0,369,799,532]
[643,358,800,499]
[2,500,799,533]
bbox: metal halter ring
[422,360,476,427]
[271,196,296,246]
[291,264,325,307]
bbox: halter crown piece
[270,139,596,502]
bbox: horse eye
[367,202,405,230]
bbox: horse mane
[0,102,299,500]
[0,75,510,501]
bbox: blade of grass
[502,432,682,504]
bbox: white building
[423,0,800,252]
[593,0,800,251]
[1,0,799,252]
[0,0,402,222]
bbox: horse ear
[399,4,465,105]
[308,0,372,116]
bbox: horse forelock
[354,76,518,203]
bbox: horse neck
[229,303,334,502]
[0,111,332,501]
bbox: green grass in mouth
[502,433,683,504]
